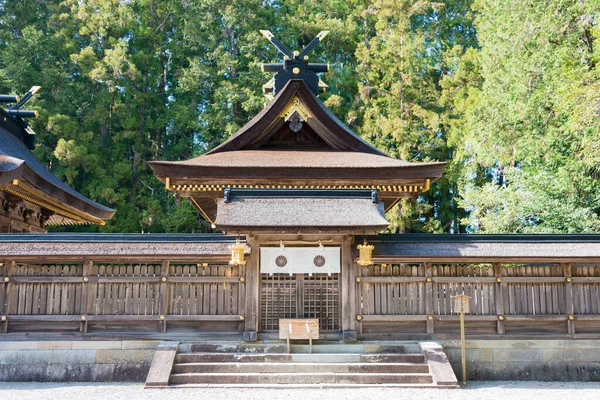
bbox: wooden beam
[425,263,434,334]
[244,236,259,340]
[494,263,505,334]
[341,235,356,340]
[160,260,169,333]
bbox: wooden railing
[356,263,600,339]
[0,260,245,334]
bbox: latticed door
[261,273,339,331]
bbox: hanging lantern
[229,238,247,266]
[357,240,374,266]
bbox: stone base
[0,340,157,382]
[342,330,357,341]
[440,339,600,382]
[243,330,257,342]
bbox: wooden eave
[1,174,109,226]
[0,122,115,225]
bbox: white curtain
[260,246,341,274]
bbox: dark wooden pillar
[243,236,259,341]
[341,235,356,340]
[425,262,434,335]
[563,263,575,336]
[494,263,505,334]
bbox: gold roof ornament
[229,238,247,266]
[357,239,374,266]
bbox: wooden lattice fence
[0,260,245,334]
[356,262,600,338]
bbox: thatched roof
[149,80,445,187]
[364,234,600,262]
[0,233,243,257]
[215,197,389,233]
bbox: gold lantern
[357,240,374,266]
[229,238,247,266]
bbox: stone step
[169,372,434,385]
[175,353,425,364]
[172,362,430,374]
[168,383,459,389]
[188,343,414,354]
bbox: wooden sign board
[453,294,471,314]
[279,318,319,340]
[279,318,319,353]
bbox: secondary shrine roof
[215,197,389,233]
[0,112,115,226]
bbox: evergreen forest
[0,0,598,234]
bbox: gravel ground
[1,382,600,400]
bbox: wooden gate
[260,273,339,331]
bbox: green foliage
[0,0,597,234]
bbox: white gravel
[1,382,600,400]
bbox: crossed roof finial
[259,30,330,97]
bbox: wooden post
[4,260,16,332]
[0,260,10,333]
[460,311,466,385]
[425,262,434,335]
[244,236,259,341]
[80,260,92,333]
[563,263,574,336]
[453,294,470,386]
[160,260,170,333]
[341,235,356,340]
[494,263,505,335]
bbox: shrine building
[0,31,600,385]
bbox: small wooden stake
[460,311,467,385]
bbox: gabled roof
[0,111,115,226]
[150,80,445,183]
[207,79,387,155]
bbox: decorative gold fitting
[356,315,363,321]
[3,277,8,283]
[498,315,505,321]
[284,55,290,61]
[293,50,300,57]
[83,277,88,283]
[381,264,387,268]
[566,277,572,283]
[239,277,245,282]
[496,277,502,283]
[428,315,434,321]
[80,315,86,321]
[355,277,361,283]
[426,277,432,283]
[303,55,309,61]
[160,315,165,321]
[292,67,300,74]
[317,31,330,41]
[0,263,4,267]
[1,316,6,321]
[161,277,167,283]
[259,29,274,40]
[239,315,245,321]
[568,315,575,321]
[202,263,208,267]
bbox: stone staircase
[145,341,458,388]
